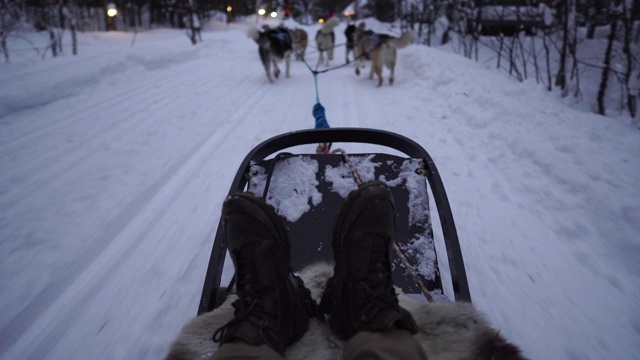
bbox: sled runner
[198,128,471,315]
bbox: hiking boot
[212,193,314,355]
[319,181,418,340]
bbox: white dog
[315,17,340,66]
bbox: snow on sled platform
[198,128,470,315]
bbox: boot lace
[212,248,278,342]
[356,232,397,321]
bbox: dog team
[246,18,415,87]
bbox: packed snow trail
[0,21,639,359]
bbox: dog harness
[268,28,292,52]
[363,33,382,49]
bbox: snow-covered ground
[1,17,639,360]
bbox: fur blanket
[165,262,525,359]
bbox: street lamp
[226,5,235,24]
[106,3,117,30]
[107,3,118,17]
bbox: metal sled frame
[198,128,471,315]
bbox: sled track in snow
[0,49,245,179]
[0,44,243,152]
[0,65,270,359]
[1,49,250,225]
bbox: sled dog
[247,26,292,83]
[315,17,340,66]
[291,28,308,61]
[344,23,356,64]
[353,22,370,60]
[354,26,415,87]
[165,262,525,360]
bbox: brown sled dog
[291,28,308,61]
[354,27,415,87]
[315,17,340,66]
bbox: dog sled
[166,129,531,360]
[198,128,471,315]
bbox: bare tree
[555,0,577,97]
[620,0,637,117]
[185,0,198,45]
[568,2,580,99]
[450,0,479,59]
[0,0,23,62]
[399,0,440,46]
[26,1,64,58]
[60,1,78,55]
[541,26,553,91]
[584,0,597,40]
[597,4,620,116]
[369,0,396,22]
[530,32,541,84]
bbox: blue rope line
[295,48,366,105]
[313,72,320,103]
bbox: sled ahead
[198,128,471,315]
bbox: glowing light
[107,3,118,17]
[318,18,324,24]
[258,8,266,15]
[227,6,232,12]
[270,11,277,18]
[344,11,355,17]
